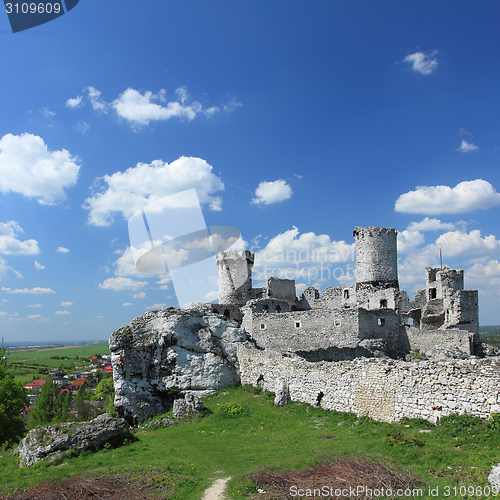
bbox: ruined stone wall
[405,326,474,358]
[237,343,500,424]
[266,277,296,304]
[444,290,479,334]
[249,308,360,352]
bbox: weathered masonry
[238,344,500,424]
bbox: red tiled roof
[32,379,47,386]
[72,380,89,386]
[105,366,113,371]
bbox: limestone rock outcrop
[15,414,131,467]
[109,307,246,424]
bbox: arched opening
[263,304,269,312]
[213,308,219,314]
[223,309,230,318]
[276,305,281,313]
[380,299,387,308]
[316,391,324,407]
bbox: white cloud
[123,302,134,306]
[34,260,44,270]
[253,226,355,284]
[86,86,109,113]
[0,133,80,204]
[112,87,218,127]
[436,230,500,258]
[84,156,224,226]
[27,304,41,308]
[251,180,293,206]
[66,95,83,108]
[40,107,56,118]
[98,277,148,291]
[1,287,55,294]
[204,290,218,302]
[56,246,69,253]
[403,51,438,75]
[223,97,242,113]
[0,221,40,255]
[61,301,73,307]
[27,314,42,319]
[397,230,426,254]
[55,310,70,315]
[457,140,478,153]
[95,315,105,319]
[133,291,146,299]
[146,303,166,310]
[407,218,456,232]
[156,274,171,290]
[76,121,89,133]
[395,179,500,215]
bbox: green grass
[1,385,499,499]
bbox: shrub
[383,428,423,447]
[489,413,500,431]
[220,403,244,415]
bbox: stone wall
[237,343,500,424]
[405,326,475,358]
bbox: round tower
[216,250,254,305]
[353,227,398,289]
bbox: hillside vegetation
[1,385,499,499]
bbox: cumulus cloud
[1,287,55,294]
[27,314,42,320]
[27,304,41,308]
[395,179,500,215]
[66,95,83,108]
[457,140,478,153]
[133,291,145,299]
[397,230,426,254]
[55,310,70,315]
[40,107,56,118]
[98,277,148,291]
[61,301,73,307]
[407,218,456,232]
[56,246,69,253]
[0,221,39,255]
[403,51,438,75]
[253,226,355,284]
[436,230,500,258]
[223,97,243,113]
[146,303,166,310]
[34,261,44,270]
[123,302,133,306]
[84,156,224,226]
[0,133,80,204]
[251,180,293,206]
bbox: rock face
[489,464,500,490]
[109,307,246,425]
[172,393,204,419]
[15,414,131,467]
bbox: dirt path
[201,476,231,500]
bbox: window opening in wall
[295,321,301,328]
[334,319,341,327]
[260,323,266,330]
[223,309,230,318]
[344,289,350,299]
[408,318,413,326]
[276,305,281,312]
[291,305,297,311]
[429,288,437,300]
[263,304,269,312]
[213,308,219,314]
[380,299,387,308]
[378,318,385,326]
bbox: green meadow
[1,385,498,499]
[4,342,110,383]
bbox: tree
[30,379,58,427]
[74,385,95,421]
[0,349,29,447]
[96,376,114,400]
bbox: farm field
[4,342,110,384]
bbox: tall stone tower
[216,250,254,305]
[353,227,398,289]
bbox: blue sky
[1,0,500,343]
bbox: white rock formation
[109,307,246,424]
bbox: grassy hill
[1,385,499,499]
